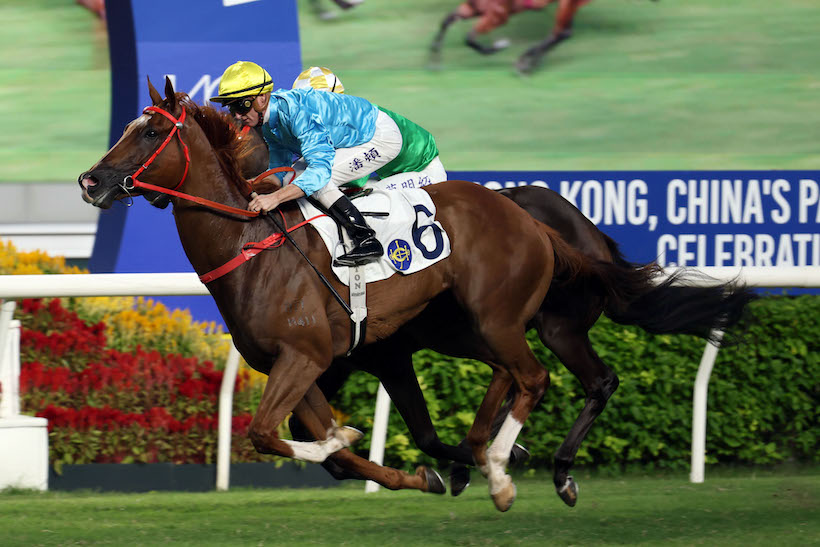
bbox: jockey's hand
[248,192,281,213]
[248,184,306,213]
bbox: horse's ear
[147,76,162,106]
[164,76,178,111]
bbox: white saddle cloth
[296,187,451,286]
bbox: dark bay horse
[430,0,656,73]
[79,77,595,511]
[237,123,755,505]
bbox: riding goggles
[227,97,255,116]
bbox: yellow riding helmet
[292,66,344,94]
[210,61,274,104]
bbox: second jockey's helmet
[210,61,274,104]
[292,66,345,94]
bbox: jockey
[211,61,394,266]
[291,67,448,192]
[211,61,445,267]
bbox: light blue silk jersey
[259,88,379,195]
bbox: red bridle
[121,105,287,219]
[116,104,326,283]
[125,106,191,193]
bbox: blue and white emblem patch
[387,239,412,271]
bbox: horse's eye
[145,128,159,140]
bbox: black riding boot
[328,195,384,266]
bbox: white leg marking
[283,423,358,464]
[559,476,578,494]
[486,415,523,495]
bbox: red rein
[129,105,325,283]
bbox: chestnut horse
[79,77,600,511]
[231,117,756,505]
[430,0,657,73]
[290,185,756,504]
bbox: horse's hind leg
[539,320,618,507]
[450,388,530,496]
[468,354,546,512]
[516,0,579,74]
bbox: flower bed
[16,297,276,472]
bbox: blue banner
[91,0,302,322]
[451,171,820,269]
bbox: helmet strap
[253,93,271,126]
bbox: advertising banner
[91,0,302,321]
[451,171,820,270]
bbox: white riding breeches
[377,156,447,190]
[310,110,403,208]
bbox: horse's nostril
[79,174,98,191]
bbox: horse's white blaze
[485,415,523,495]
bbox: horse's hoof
[491,480,517,512]
[337,426,364,446]
[418,466,446,495]
[515,50,541,75]
[427,53,443,71]
[509,443,530,468]
[492,38,511,51]
[450,466,471,497]
[557,475,579,507]
[515,57,536,75]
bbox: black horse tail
[545,226,757,343]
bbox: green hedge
[333,295,819,472]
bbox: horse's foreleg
[294,381,445,494]
[465,30,511,55]
[430,11,464,68]
[516,0,579,73]
[249,348,356,461]
[465,5,513,56]
[289,361,365,480]
[540,327,618,507]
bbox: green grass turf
[3,0,819,182]
[0,473,817,545]
[298,0,820,171]
[0,0,109,182]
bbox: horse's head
[78,77,189,209]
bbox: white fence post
[216,344,241,491]
[0,300,18,418]
[365,383,391,493]
[0,300,49,491]
[690,330,724,484]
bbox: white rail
[0,267,818,490]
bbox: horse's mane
[165,92,257,196]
